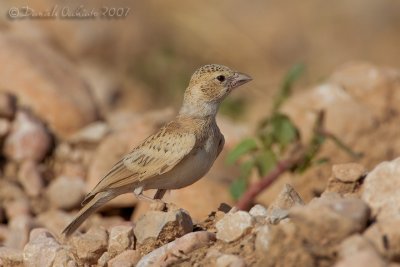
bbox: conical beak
[231,72,252,88]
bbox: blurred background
[0,0,400,247]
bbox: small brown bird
[62,64,252,236]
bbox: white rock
[23,228,61,267]
[249,204,268,217]
[108,225,134,257]
[134,209,193,245]
[0,247,23,266]
[216,254,246,267]
[216,211,254,243]
[108,250,140,267]
[362,157,400,221]
[255,225,271,253]
[136,231,215,267]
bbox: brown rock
[268,184,304,224]
[134,208,193,253]
[136,231,216,267]
[325,163,366,196]
[0,247,23,267]
[3,110,52,162]
[108,250,141,267]
[362,157,400,221]
[216,210,254,243]
[68,122,110,145]
[332,163,367,183]
[0,118,10,138]
[46,176,86,210]
[17,160,43,197]
[108,225,134,257]
[97,252,111,267]
[23,228,61,267]
[0,35,98,137]
[71,227,108,264]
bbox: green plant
[227,64,361,209]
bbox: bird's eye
[216,75,225,82]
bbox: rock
[0,247,23,267]
[5,215,32,249]
[216,210,254,243]
[332,163,367,183]
[289,197,370,249]
[136,231,216,267]
[216,254,246,267]
[68,122,110,145]
[249,204,268,217]
[0,92,16,119]
[255,225,271,254]
[17,160,44,197]
[97,252,111,267]
[268,184,304,224]
[362,157,400,221]
[35,210,74,236]
[23,228,61,267]
[53,249,77,267]
[339,234,378,259]
[0,35,98,137]
[108,225,134,257]
[46,176,86,210]
[3,199,30,220]
[71,227,108,264]
[134,208,193,253]
[325,163,366,195]
[108,250,141,267]
[3,110,52,162]
[334,250,386,267]
[364,219,400,260]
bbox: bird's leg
[133,186,155,202]
[153,189,167,200]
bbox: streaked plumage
[62,64,252,236]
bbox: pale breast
[144,132,223,190]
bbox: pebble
[216,254,246,267]
[108,250,141,267]
[134,208,193,246]
[216,210,254,243]
[71,227,108,264]
[46,176,86,210]
[362,157,400,221]
[136,231,216,267]
[108,225,134,257]
[23,228,61,267]
[3,110,52,162]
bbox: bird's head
[180,64,252,117]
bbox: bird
[62,64,252,237]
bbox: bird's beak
[231,72,252,89]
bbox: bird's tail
[62,191,115,237]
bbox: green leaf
[230,177,247,201]
[226,138,258,165]
[271,114,299,148]
[255,150,277,176]
[272,63,305,113]
[229,160,254,200]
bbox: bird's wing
[84,124,196,202]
